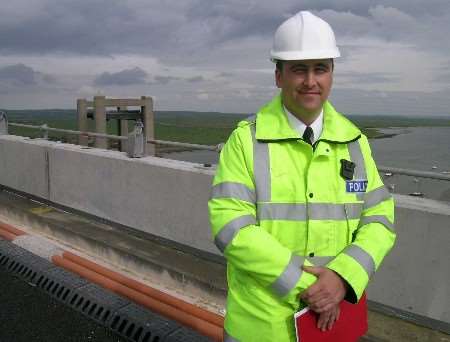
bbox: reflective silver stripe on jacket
[364,185,392,210]
[258,203,307,220]
[347,140,367,201]
[343,244,376,278]
[309,203,362,220]
[359,215,395,232]
[211,182,256,203]
[271,254,304,297]
[215,215,256,253]
[258,202,363,221]
[308,256,335,266]
[224,330,240,342]
[251,124,271,202]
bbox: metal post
[118,106,129,152]
[0,111,8,135]
[77,98,89,146]
[127,119,144,158]
[41,124,49,140]
[141,96,155,156]
[94,95,107,149]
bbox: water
[370,127,450,202]
[369,127,450,172]
[162,127,450,202]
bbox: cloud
[336,71,400,84]
[0,1,449,114]
[186,76,204,83]
[1,1,449,65]
[42,74,57,84]
[0,1,193,58]
[0,63,56,95]
[0,64,38,85]
[94,72,202,86]
[153,75,180,85]
[330,88,450,116]
[217,72,233,77]
[93,67,147,86]
[196,92,209,100]
[318,5,450,54]
[433,73,450,89]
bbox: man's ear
[275,69,282,89]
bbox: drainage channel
[0,263,128,342]
[0,223,220,342]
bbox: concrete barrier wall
[0,135,215,253]
[0,136,49,198]
[0,135,449,324]
[368,195,450,324]
[49,145,215,254]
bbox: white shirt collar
[284,106,323,144]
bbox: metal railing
[146,139,221,152]
[1,113,449,182]
[378,166,450,182]
[0,113,223,157]
[7,122,222,151]
[8,122,128,141]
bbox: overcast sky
[0,0,449,116]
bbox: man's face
[275,59,333,118]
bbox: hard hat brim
[270,48,341,62]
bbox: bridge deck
[0,187,448,342]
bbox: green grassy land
[3,109,449,146]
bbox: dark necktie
[303,126,313,145]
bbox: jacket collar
[255,93,361,143]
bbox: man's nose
[304,70,317,88]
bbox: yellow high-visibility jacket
[208,94,396,342]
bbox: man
[209,11,396,342]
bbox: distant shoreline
[4,109,448,147]
[362,128,399,140]
[370,132,398,140]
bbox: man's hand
[300,266,347,313]
[317,304,340,331]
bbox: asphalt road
[0,267,127,342]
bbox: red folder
[294,293,368,342]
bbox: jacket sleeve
[208,124,317,304]
[327,135,396,302]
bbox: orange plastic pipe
[62,251,224,328]
[0,221,27,236]
[52,255,223,341]
[0,227,18,241]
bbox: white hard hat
[270,11,340,61]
